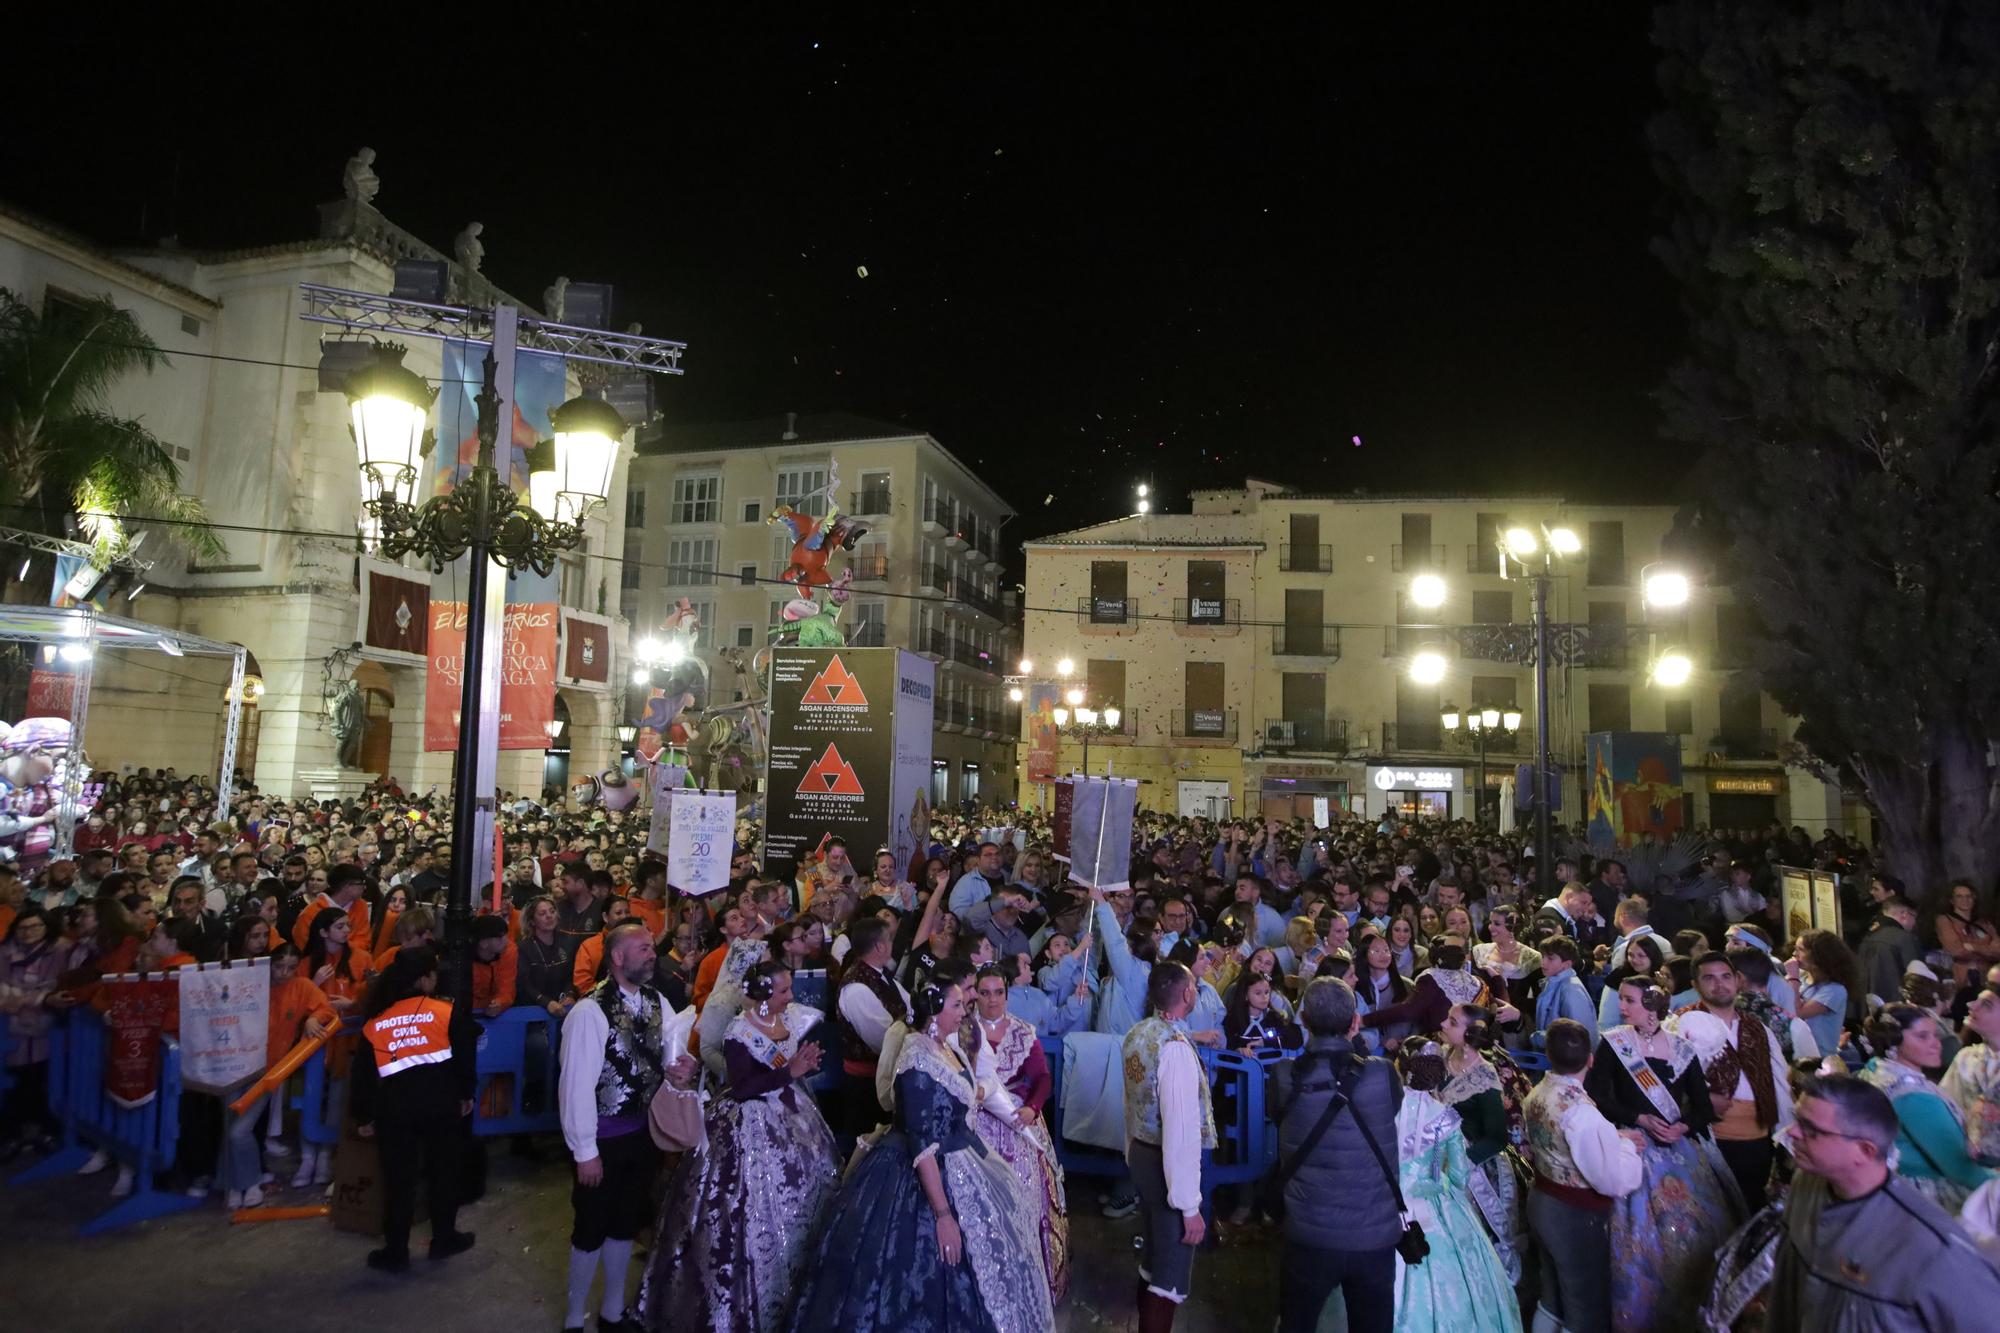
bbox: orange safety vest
[362,995,455,1076]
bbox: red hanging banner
[102,976,177,1109]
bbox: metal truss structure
[298,283,687,376]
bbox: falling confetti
[1353,435,1363,446]
[856,265,869,278]
[1044,494,1055,505]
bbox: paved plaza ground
[0,1146,1281,1332]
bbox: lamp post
[1442,703,1522,829]
[1050,685,1121,776]
[1494,525,1578,899]
[346,342,626,1010]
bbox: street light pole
[1531,570,1554,900]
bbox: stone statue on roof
[454,222,485,274]
[342,148,380,206]
[543,275,569,321]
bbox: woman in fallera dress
[640,962,839,1333]
[788,980,1053,1333]
[1391,1046,1523,1333]
[1583,980,1744,1333]
[968,963,1069,1305]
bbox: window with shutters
[621,534,642,589]
[1589,683,1632,732]
[775,465,829,517]
[625,487,647,528]
[1472,589,1513,625]
[1587,521,1626,586]
[667,537,717,585]
[670,474,720,524]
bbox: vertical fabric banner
[424,598,468,751]
[1051,778,1074,865]
[1054,777,1138,889]
[667,789,738,894]
[647,762,688,855]
[102,976,177,1109]
[887,650,936,892]
[423,345,569,751]
[1062,779,1104,882]
[1025,681,1060,784]
[178,957,271,1093]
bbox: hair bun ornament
[744,971,776,1002]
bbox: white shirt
[1668,1006,1797,1131]
[557,983,647,1164]
[1156,1038,1204,1215]
[1546,1073,1644,1198]
[838,970,910,1054]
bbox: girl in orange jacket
[226,942,338,1208]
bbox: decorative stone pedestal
[297,767,379,805]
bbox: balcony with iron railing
[850,487,893,517]
[1383,626,1456,657]
[1392,543,1448,572]
[848,621,886,648]
[1172,708,1238,742]
[1258,716,1345,752]
[1279,544,1332,573]
[849,552,890,581]
[1077,595,1139,627]
[920,562,952,594]
[1173,597,1241,628]
[1466,543,1502,575]
[952,580,1004,620]
[1707,729,1779,760]
[1271,625,1342,658]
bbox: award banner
[178,957,271,1093]
[667,789,737,894]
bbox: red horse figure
[769,505,869,592]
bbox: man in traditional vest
[558,921,696,1333]
[835,916,910,1138]
[1120,959,1215,1333]
[1670,950,1794,1209]
[1522,1018,1644,1333]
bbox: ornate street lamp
[346,343,625,1006]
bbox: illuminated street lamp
[1652,651,1694,687]
[1441,700,1521,829]
[1409,650,1448,685]
[1409,573,1447,609]
[1643,566,1691,609]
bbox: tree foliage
[0,286,223,583]
[1651,1,2000,894]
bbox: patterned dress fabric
[787,1031,1053,1333]
[1592,1026,1745,1333]
[969,1012,1069,1304]
[1390,1091,1523,1333]
[640,1003,839,1332]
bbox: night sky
[5,10,1681,558]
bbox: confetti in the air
[1353,435,1363,446]
[856,265,869,278]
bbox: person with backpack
[1272,976,1406,1333]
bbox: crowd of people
[7,768,2000,1329]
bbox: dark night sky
[4,9,1683,552]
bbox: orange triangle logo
[798,742,866,796]
[800,654,869,706]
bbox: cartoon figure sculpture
[768,461,870,594]
[0,717,93,864]
[775,567,854,648]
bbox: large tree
[1651,1,2000,896]
[0,287,221,590]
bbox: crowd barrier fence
[7,1010,205,1236]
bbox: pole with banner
[667,788,737,895]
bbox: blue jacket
[1008,982,1092,1040]
[1534,968,1599,1047]
[1091,900,1150,1035]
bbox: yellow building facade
[1022,481,1848,833]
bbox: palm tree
[0,286,223,597]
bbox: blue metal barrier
[1197,1047,1278,1190]
[470,1006,563,1136]
[9,1011,205,1235]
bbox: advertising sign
[764,649,897,873]
[887,651,936,889]
[1025,681,1060,785]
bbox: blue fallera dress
[787,1030,1053,1333]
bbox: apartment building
[627,412,1020,808]
[1021,479,1850,832]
